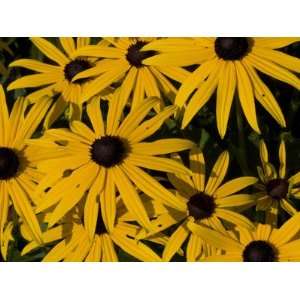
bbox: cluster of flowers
[1,37,300,261]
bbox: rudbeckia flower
[189,212,300,261]
[29,92,194,235]
[70,37,190,109]
[138,147,257,261]
[20,202,162,262]
[0,84,52,246]
[142,37,300,137]
[7,37,112,127]
[255,139,300,226]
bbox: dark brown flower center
[126,41,157,67]
[187,192,215,220]
[266,178,289,200]
[64,59,92,83]
[215,37,250,60]
[0,147,20,180]
[95,212,107,235]
[243,240,277,262]
[90,136,126,168]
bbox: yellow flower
[70,37,190,109]
[20,202,162,262]
[189,212,300,261]
[255,139,300,226]
[143,37,300,137]
[138,147,257,261]
[29,91,194,237]
[7,37,112,127]
[0,84,52,246]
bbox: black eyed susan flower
[137,147,258,261]
[255,139,300,226]
[0,84,52,246]
[142,37,300,137]
[70,37,190,109]
[189,212,300,261]
[20,203,162,262]
[7,37,113,127]
[29,92,194,236]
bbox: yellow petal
[235,61,260,133]
[128,105,177,143]
[87,96,105,136]
[187,221,243,252]
[215,208,255,230]
[30,37,69,65]
[205,151,229,195]
[47,164,98,227]
[182,63,220,129]
[81,65,129,101]
[111,166,153,230]
[13,97,52,147]
[216,194,255,208]
[112,229,161,262]
[118,67,138,108]
[84,168,106,239]
[278,139,286,179]
[101,233,118,262]
[270,212,300,246]
[127,153,192,175]
[143,48,215,67]
[73,45,125,58]
[132,138,195,156]
[246,53,300,90]
[70,120,96,142]
[7,73,61,90]
[100,171,116,232]
[117,97,160,137]
[121,162,186,211]
[175,59,217,108]
[85,235,102,262]
[0,85,9,145]
[163,222,189,261]
[186,233,203,262]
[242,61,286,127]
[189,147,206,191]
[253,46,300,73]
[254,37,300,49]
[216,61,236,138]
[8,179,42,244]
[9,58,61,73]
[255,223,272,241]
[214,176,258,198]
[59,37,76,57]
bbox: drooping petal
[112,229,162,262]
[163,222,189,261]
[111,166,153,231]
[216,61,236,138]
[121,162,186,211]
[235,61,260,133]
[187,221,243,252]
